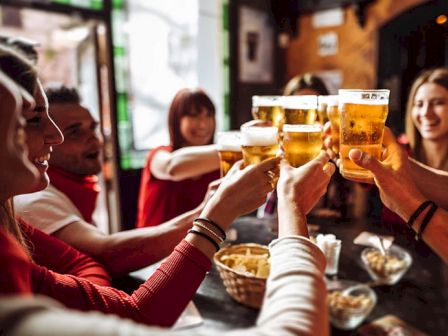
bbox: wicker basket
[214,243,269,309]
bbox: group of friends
[0,36,447,336]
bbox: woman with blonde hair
[404,67,448,171]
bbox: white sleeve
[13,185,84,234]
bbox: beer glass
[339,89,389,182]
[216,131,243,177]
[317,96,329,125]
[240,126,279,166]
[326,95,340,153]
[282,124,323,167]
[282,95,318,125]
[251,96,285,129]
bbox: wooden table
[128,215,448,334]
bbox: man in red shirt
[15,86,214,276]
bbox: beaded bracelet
[407,200,433,233]
[416,202,438,241]
[194,217,226,240]
[188,229,220,252]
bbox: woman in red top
[0,45,278,326]
[136,88,221,228]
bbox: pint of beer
[339,89,389,182]
[326,95,340,153]
[216,131,243,176]
[251,96,285,129]
[282,124,323,167]
[240,126,279,166]
[282,95,318,125]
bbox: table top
[125,215,448,334]
[193,215,448,335]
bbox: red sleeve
[31,240,211,327]
[136,145,172,228]
[0,229,32,295]
[19,220,111,286]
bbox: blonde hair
[405,68,448,163]
[0,199,26,247]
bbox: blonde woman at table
[0,61,334,334]
[347,128,448,264]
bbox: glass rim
[282,95,318,109]
[321,95,339,107]
[282,124,322,132]
[240,125,278,133]
[252,95,284,107]
[338,89,389,104]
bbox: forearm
[277,197,308,237]
[98,210,198,275]
[410,158,448,209]
[33,240,210,327]
[166,145,220,180]
[406,206,448,264]
[254,237,328,336]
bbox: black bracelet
[407,200,433,232]
[188,229,220,252]
[194,217,226,240]
[416,202,438,241]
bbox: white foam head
[283,124,322,133]
[216,131,242,151]
[252,95,284,107]
[240,126,278,146]
[338,89,389,105]
[282,95,318,109]
[323,95,339,107]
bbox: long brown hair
[168,88,216,150]
[405,68,448,162]
[0,44,37,246]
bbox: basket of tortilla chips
[214,243,270,309]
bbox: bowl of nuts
[361,244,412,285]
[327,280,377,330]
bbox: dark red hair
[168,88,216,150]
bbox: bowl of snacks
[214,243,269,309]
[327,280,377,330]
[361,244,412,285]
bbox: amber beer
[317,95,329,125]
[216,131,243,176]
[251,96,285,129]
[282,124,323,167]
[240,126,279,166]
[339,89,389,182]
[326,95,340,153]
[282,95,318,125]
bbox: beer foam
[338,89,389,105]
[282,95,318,109]
[283,124,322,133]
[217,143,242,152]
[252,95,283,107]
[241,126,278,146]
[325,95,339,107]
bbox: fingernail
[349,149,362,161]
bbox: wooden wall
[285,0,426,89]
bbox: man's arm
[53,208,198,276]
[409,158,448,209]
